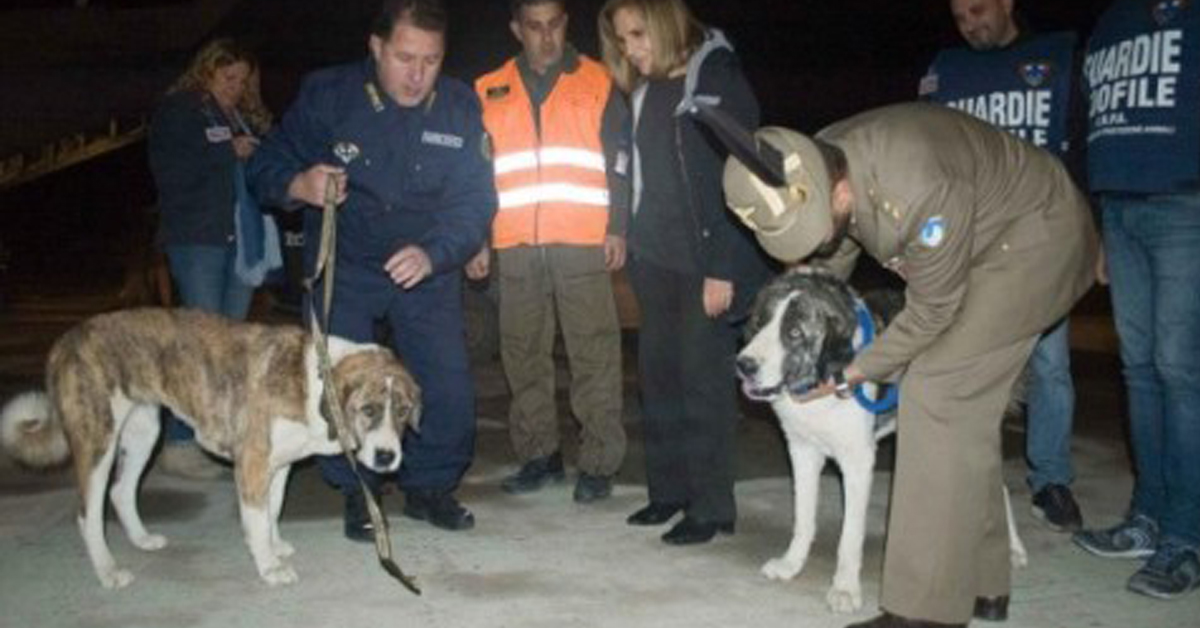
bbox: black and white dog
[735,266,1027,613]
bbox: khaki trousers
[880,335,1037,624]
[497,246,625,476]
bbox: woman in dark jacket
[147,38,273,479]
[599,0,775,545]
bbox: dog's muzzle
[736,356,784,401]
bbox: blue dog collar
[851,300,899,414]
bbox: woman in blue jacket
[147,38,273,479]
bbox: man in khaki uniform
[721,102,1098,628]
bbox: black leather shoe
[626,502,686,526]
[573,473,613,503]
[661,516,734,545]
[403,489,475,531]
[501,452,565,494]
[343,490,379,543]
[973,595,1009,621]
[845,611,966,628]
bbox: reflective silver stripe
[493,146,606,175]
[498,184,610,209]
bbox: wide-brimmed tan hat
[722,127,832,263]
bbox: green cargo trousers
[496,245,626,476]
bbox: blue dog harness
[849,300,899,415]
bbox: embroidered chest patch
[919,216,947,248]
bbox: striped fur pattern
[0,308,420,589]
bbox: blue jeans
[1102,194,1200,548]
[1025,318,1076,492]
[163,243,255,442]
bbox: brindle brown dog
[0,308,420,588]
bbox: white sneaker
[158,443,227,480]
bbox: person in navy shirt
[1073,0,1200,601]
[919,0,1087,544]
[249,0,496,539]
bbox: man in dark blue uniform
[919,0,1087,546]
[248,0,496,538]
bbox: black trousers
[629,258,740,523]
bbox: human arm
[601,84,632,271]
[851,183,974,381]
[246,73,344,211]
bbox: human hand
[465,245,490,280]
[287,164,347,207]
[604,235,627,271]
[232,135,259,160]
[702,277,733,318]
[385,245,433,289]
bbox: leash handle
[310,172,421,595]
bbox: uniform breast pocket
[408,148,455,200]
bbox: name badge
[205,125,233,143]
[421,130,464,149]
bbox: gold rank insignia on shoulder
[486,85,510,99]
[364,82,384,112]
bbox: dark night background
[0,0,1110,294]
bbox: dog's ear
[406,399,422,434]
[389,368,421,433]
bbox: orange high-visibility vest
[476,56,611,249]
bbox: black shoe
[403,489,475,531]
[661,516,734,545]
[1031,484,1083,532]
[501,452,565,494]
[626,502,686,526]
[973,595,1009,621]
[573,473,613,503]
[845,612,965,628]
[343,490,379,543]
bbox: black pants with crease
[629,257,740,524]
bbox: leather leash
[308,174,421,595]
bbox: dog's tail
[0,391,70,469]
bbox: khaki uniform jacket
[818,103,1099,380]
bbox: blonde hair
[598,0,704,93]
[168,38,273,134]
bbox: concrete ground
[0,282,1196,628]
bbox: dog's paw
[272,539,296,559]
[1010,545,1029,569]
[99,568,135,589]
[261,563,299,586]
[130,533,168,551]
[826,584,863,614]
[761,557,804,581]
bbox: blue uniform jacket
[249,59,497,276]
[148,90,239,247]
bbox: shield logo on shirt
[919,216,946,248]
[1153,0,1189,25]
[333,141,361,165]
[1019,61,1052,88]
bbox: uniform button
[701,229,711,238]
[1001,243,1010,252]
